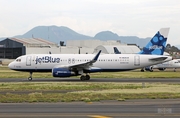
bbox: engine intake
[52,68,75,77]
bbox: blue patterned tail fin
[138,28,170,55]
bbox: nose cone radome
[8,62,14,69]
[169,56,173,61]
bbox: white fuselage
[8,53,172,72]
[153,59,180,69]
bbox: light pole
[78,47,82,54]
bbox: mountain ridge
[0,25,172,48]
[16,26,93,43]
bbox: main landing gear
[141,68,145,72]
[28,72,33,81]
[80,74,90,81]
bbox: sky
[0,0,180,46]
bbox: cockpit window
[16,59,21,62]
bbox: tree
[166,43,171,49]
[171,46,179,52]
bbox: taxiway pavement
[0,99,180,118]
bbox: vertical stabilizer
[113,47,121,54]
[138,28,170,55]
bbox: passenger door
[134,55,140,66]
[26,56,31,66]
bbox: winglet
[92,50,101,62]
[139,28,170,55]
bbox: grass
[1,90,180,103]
[0,82,180,103]
[0,82,147,91]
[1,66,180,78]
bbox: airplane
[8,28,172,81]
[144,59,180,72]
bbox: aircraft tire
[141,69,145,72]
[150,70,153,72]
[28,77,32,81]
[80,75,86,81]
[86,75,90,80]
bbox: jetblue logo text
[149,45,162,50]
[35,56,60,64]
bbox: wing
[54,50,101,70]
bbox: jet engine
[52,68,75,77]
[145,66,153,72]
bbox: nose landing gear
[28,72,33,81]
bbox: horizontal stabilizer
[149,57,167,61]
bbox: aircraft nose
[170,56,173,60]
[166,56,172,61]
[8,62,14,69]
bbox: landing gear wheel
[86,75,90,80]
[141,69,145,72]
[28,77,32,81]
[80,74,90,81]
[150,70,153,72]
[28,72,33,81]
[80,75,86,81]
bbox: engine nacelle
[145,66,153,72]
[52,68,75,77]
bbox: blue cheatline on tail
[138,28,170,55]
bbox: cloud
[0,0,180,45]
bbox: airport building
[0,38,140,59]
[66,40,140,54]
[94,45,140,54]
[0,38,58,59]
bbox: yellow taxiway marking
[89,115,112,118]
